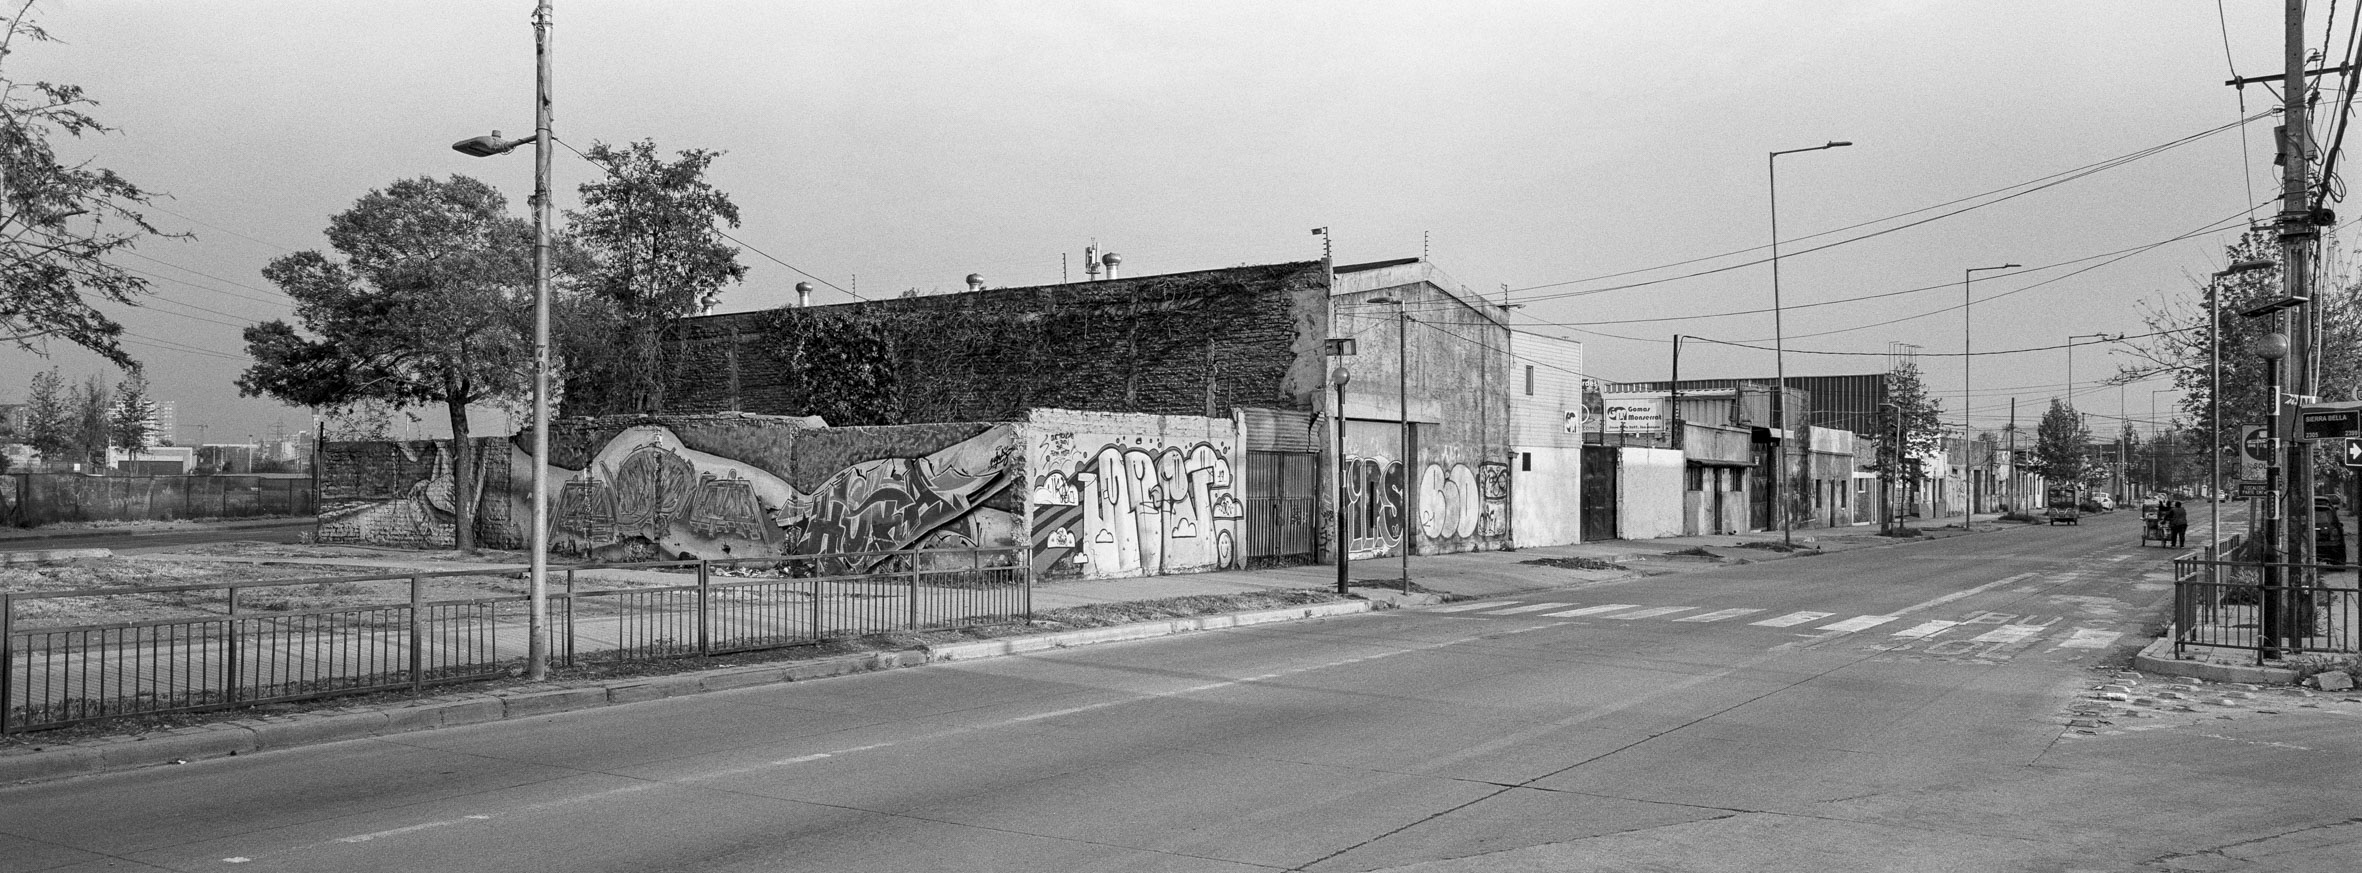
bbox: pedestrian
[2167,500,2189,548]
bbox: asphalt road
[5,514,2357,872]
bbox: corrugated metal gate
[1245,451,1316,559]
[1580,446,1618,542]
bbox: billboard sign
[1600,395,1667,434]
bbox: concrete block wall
[643,262,1330,426]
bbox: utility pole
[2007,398,2018,514]
[2278,0,2320,657]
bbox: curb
[0,600,1370,785]
[0,548,112,566]
[2129,633,2300,685]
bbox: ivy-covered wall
[641,261,1330,426]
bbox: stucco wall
[1617,447,1687,540]
[1512,446,1584,546]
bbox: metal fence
[2,548,1028,732]
[2172,534,2362,663]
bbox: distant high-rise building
[156,401,177,446]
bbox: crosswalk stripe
[1607,606,1700,620]
[1431,601,1519,613]
[2053,629,2124,650]
[1969,625,2045,644]
[1751,611,1833,627]
[1480,603,1573,615]
[1674,608,1765,623]
[1891,620,1961,639]
[1542,604,1641,617]
[1817,615,1899,633]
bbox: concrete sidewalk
[0,513,2028,784]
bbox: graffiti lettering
[1032,439,1240,578]
[1418,462,1512,541]
[1342,455,1406,558]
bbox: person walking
[2167,500,2190,549]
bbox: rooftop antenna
[1084,243,1101,281]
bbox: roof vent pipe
[794,281,812,308]
[1101,252,1121,280]
[966,273,984,292]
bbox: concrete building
[1507,332,1586,547]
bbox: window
[1521,452,1531,471]
[1524,366,1535,396]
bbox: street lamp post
[2065,334,2109,409]
[1963,263,2018,521]
[1332,366,1352,595]
[2252,331,2291,659]
[450,0,555,680]
[1769,139,1852,545]
[1365,296,1412,593]
[2211,258,2276,547]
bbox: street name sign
[2300,407,2362,440]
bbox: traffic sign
[2301,407,2362,440]
[2347,437,2362,469]
[2242,425,2271,480]
[2236,481,2272,498]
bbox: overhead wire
[1500,113,2271,301]
[550,135,871,303]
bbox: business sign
[2242,425,2271,480]
[2300,407,2362,440]
[1600,396,1667,434]
[2236,481,2272,498]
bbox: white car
[2093,493,2117,511]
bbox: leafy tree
[0,2,186,368]
[108,370,156,454]
[1872,361,1946,491]
[238,175,535,552]
[68,372,105,467]
[2124,228,2362,492]
[21,365,69,465]
[562,139,747,415]
[2029,399,2100,486]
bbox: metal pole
[1767,141,1851,544]
[1397,307,1410,593]
[1335,376,1351,595]
[524,0,555,681]
[1962,264,2017,521]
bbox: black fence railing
[2172,534,2360,663]
[2,548,1028,733]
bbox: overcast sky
[2,1,2326,442]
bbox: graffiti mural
[1030,431,1244,579]
[548,424,1019,568]
[1418,461,1511,542]
[1342,454,1407,559]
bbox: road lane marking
[1817,615,1899,633]
[1752,611,1833,627]
[2053,629,2125,650]
[1480,603,1573,615]
[1969,625,2046,644]
[1542,604,1641,617]
[336,815,491,844]
[1432,601,1519,613]
[1890,620,1962,639]
[1606,606,1699,620]
[1674,608,1765,622]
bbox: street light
[2065,333,2110,407]
[1331,365,1352,595]
[1769,139,1852,544]
[2210,257,2276,546]
[452,0,554,680]
[1963,263,2018,521]
[1364,296,1412,593]
[2251,330,2291,659]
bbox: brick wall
[633,261,1330,426]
